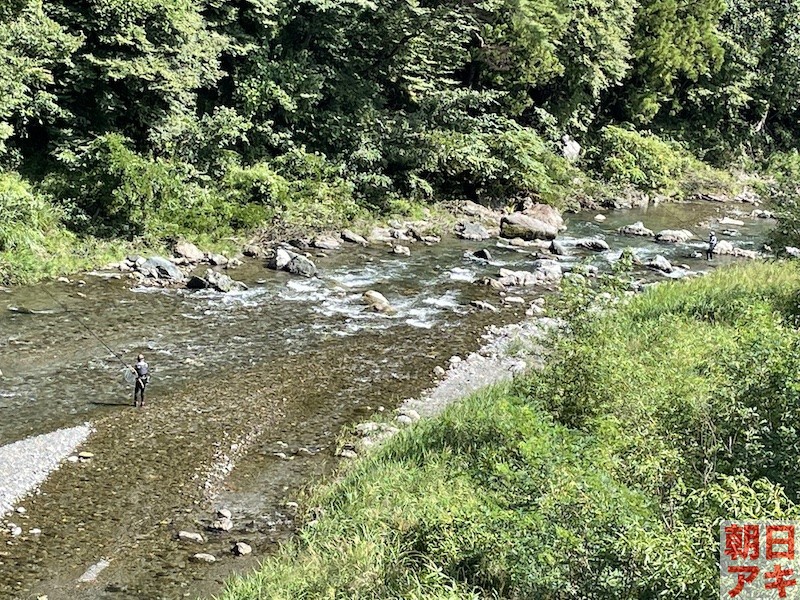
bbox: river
[0,200,773,599]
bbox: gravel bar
[401,317,558,418]
[0,425,92,518]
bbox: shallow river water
[0,201,773,599]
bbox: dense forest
[2,0,800,282]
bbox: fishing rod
[38,285,139,379]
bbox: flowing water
[0,201,773,599]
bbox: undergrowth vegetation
[218,261,800,599]
[4,0,800,282]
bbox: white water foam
[449,267,476,283]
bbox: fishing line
[38,285,138,380]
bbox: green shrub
[224,149,364,232]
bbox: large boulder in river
[341,229,368,246]
[576,238,610,252]
[497,268,539,287]
[714,240,759,259]
[532,259,563,282]
[458,200,502,225]
[363,290,395,313]
[139,257,185,282]
[520,203,565,231]
[655,229,694,244]
[187,269,247,293]
[268,248,318,277]
[312,235,341,250]
[500,213,558,241]
[457,222,492,241]
[618,222,655,237]
[644,255,674,273]
[174,240,205,263]
[286,254,318,277]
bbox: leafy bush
[0,172,125,284]
[763,151,800,252]
[0,171,59,251]
[224,149,364,232]
[595,126,693,190]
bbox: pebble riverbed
[0,424,92,519]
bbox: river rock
[498,268,538,287]
[178,531,205,543]
[192,553,216,563]
[457,222,492,241]
[139,257,185,281]
[714,240,759,259]
[532,259,563,282]
[655,229,694,244]
[503,296,525,305]
[481,277,506,291]
[208,253,228,266]
[459,200,502,224]
[644,255,674,273]
[752,209,774,219]
[391,244,411,256]
[275,251,318,277]
[187,269,247,293]
[786,247,800,258]
[619,222,655,237]
[217,508,232,519]
[270,248,293,271]
[473,249,492,261]
[368,227,395,244]
[397,408,420,422]
[594,214,606,222]
[526,302,545,316]
[500,213,558,241]
[174,241,205,263]
[243,245,265,258]
[338,448,358,459]
[722,229,739,237]
[433,366,446,377]
[209,517,233,532]
[471,300,499,312]
[518,202,565,231]
[341,230,368,246]
[233,542,252,556]
[549,240,566,255]
[313,235,341,250]
[718,216,745,227]
[363,290,394,313]
[576,238,610,252]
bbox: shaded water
[0,201,773,599]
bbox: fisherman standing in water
[706,231,718,260]
[132,354,150,407]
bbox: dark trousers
[706,247,715,260]
[134,380,147,406]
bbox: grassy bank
[218,261,800,599]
